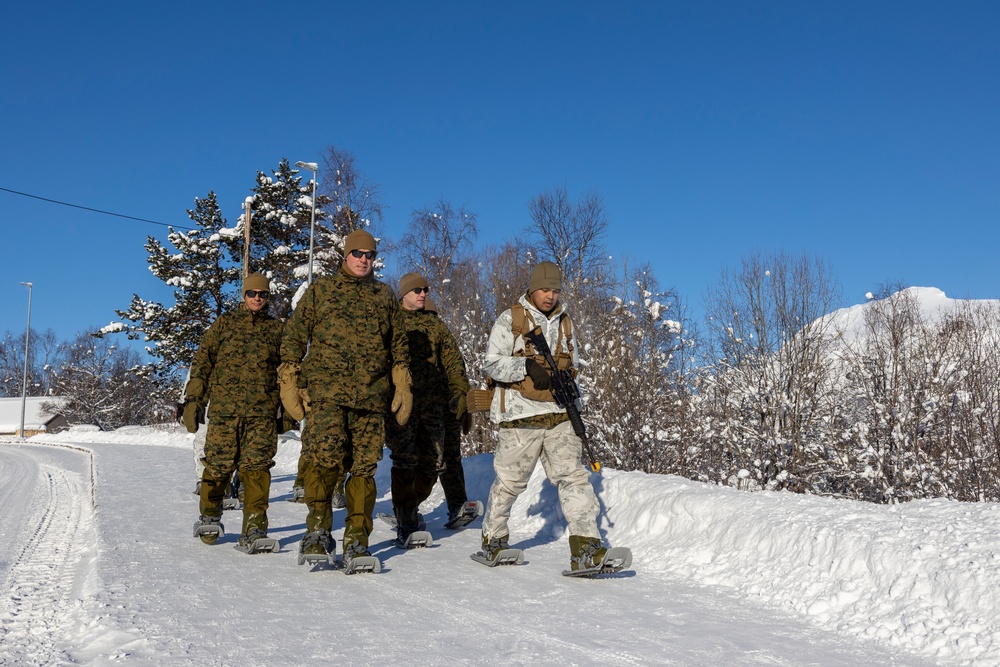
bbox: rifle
[523,326,601,473]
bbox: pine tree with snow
[111,191,240,396]
[235,159,329,319]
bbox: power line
[0,185,196,231]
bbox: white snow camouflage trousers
[193,426,206,478]
[482,420,600,541]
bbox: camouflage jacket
[189,304,284,419]
[401,307,469,408]
[281,268,410,410]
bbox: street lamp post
[19,282,32,439]
[295,161,319,285]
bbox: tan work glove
[390,365,413,425]
[182,399,204,433]
[181,378,206,433]
[278,362,306,421]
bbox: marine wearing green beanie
[528,261,562,293]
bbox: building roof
[0,396,68,432]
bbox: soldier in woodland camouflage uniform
[479,261,614,571]
[424,298,476,525]
[184,273,284,548]
[279,229,413,562]
[386,274,471,544]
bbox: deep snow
[1,425,996,666]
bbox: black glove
[525,358,551,391]
[449,394,468,422]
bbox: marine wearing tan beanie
[344,229,377,255]
[398,272,428,297]
[242,272,270,293]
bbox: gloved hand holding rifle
[523,326,601,473]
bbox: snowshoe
[235,528,279,554]
[377,512,426,531]
[445,500,483,530]
[562,546,633,577]
[297,530,334,566]
[395,529,433,549]
[222,472,243,510]
[193,515,224,544]
[222,497,242,511]
[471,535,523,567]
[331,492,346,509]
[342,540,381,574]
[471,548,524,567]
[287,485,305,503]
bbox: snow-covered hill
[1,426,996,666]
[825,286,998,347]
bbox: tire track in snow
[0,453,92,666]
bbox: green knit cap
[528,261,562,293]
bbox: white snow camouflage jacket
[484,293,579,424]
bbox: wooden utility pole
[242,198,251,278]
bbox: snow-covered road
[0,444,97,665]
[0,430,977,665]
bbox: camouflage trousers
[482,420,599,541]
[293,429,345,493]
[199,415,277,534]
[386,403,446,528]
[302,402,385,546]
[440,413,468,514]
[386,403,447,472]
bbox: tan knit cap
[528,261,562,293]
[344,229,377,255]
[398,272,428,297]
[242,272,270,292]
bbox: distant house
[0,396,70,436]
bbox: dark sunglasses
[412,287,429,294]
[245,290,270,299]
[349,249,376,260]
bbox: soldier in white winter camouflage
[478,261,616,571]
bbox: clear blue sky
[2,1,998,344]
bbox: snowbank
[23,425,1000,665]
